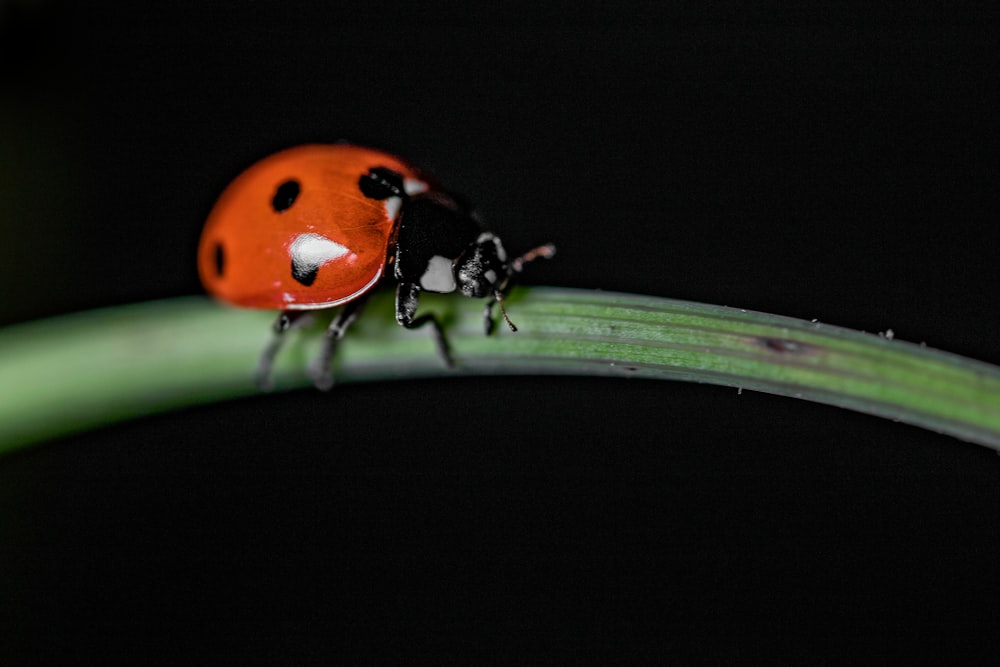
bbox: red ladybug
[198,144,554,390]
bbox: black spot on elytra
[359,166,405,200]
[272,180,300,212]
[292,259,319,286]
[213,242,225,277]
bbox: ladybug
[198,144,555,390]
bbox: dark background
[2,1,999,660]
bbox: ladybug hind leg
[255,310,314,391]
[307,294,371,391]
[255,297,371,392]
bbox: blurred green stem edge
[1,286,999,456]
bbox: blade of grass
[1,287,998,456]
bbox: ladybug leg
[307,294,370,392]
[483,242,557,335]
[396,281,455,368]
[482,289,516,335]
[255,310,314,391]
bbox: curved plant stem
[1,287,999,456]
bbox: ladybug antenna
[510,242,557,275]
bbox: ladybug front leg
[481,242,557,335]
[482,289,516,336]
[255,310,314,391]
[307,294,370,391]
[396,281,455,368]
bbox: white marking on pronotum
[477,231,507,262]
[290,233,350,275]
[384,196,402,220]
[404,179,429,195]
[420,255,457,292]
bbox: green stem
[1,287,998,456]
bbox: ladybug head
[456,232,508,299]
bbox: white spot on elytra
[420,255,457,292]
[290,233,350,276]
[404,179,428,195]
[484,269,497,284]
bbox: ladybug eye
[272,179,300,212]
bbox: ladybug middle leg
[395,281,455,368]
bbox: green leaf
[1,287,998,456]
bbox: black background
[2,1,999,660]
